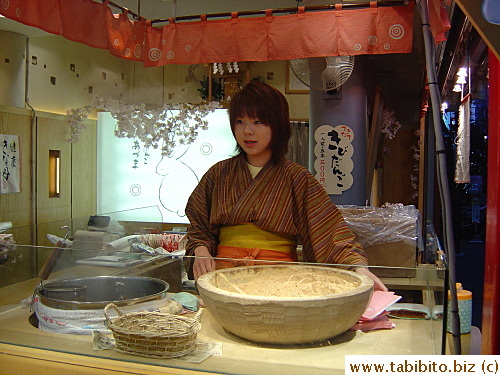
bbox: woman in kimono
[185,81,387,291]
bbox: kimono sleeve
[295,172,368,269]
[185,166,219,257]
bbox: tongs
[31,226,71,311]
[37,225,72,289]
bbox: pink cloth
[362,291,402,320]
[351,312,396,331]
[350,291,402,331]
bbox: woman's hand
[193,246,216,280]
[355,267,388,292]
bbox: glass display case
[0,211,446,375]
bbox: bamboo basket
[104,303,203,358]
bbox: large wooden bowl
[196,264,373,344]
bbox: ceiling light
[456,67,468,84]
[457,67,468,77]
[453,84,462,92]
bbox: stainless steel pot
[40,284,87,301]
[35,276,169,310]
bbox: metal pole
[417,0,461,354]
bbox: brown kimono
[185,154,367,268]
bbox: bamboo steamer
[196,265,373,344]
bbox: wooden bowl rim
[196,264,374,302]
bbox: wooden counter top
[0,262,444,374]
[0,301,443,375]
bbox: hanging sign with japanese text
[314,125,354,195]
[1,134,21,194]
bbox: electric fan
[289,56,355,91]
[186,64,206,82]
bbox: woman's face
[233,115,272,167]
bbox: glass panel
[97,110,237,224]
[0,223,446,375]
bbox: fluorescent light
[55,155,60,195]
[49,150,61,198]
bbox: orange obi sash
[216,222,297,269]
[216,245,297,269]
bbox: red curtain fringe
[0,0,448,66]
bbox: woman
[185,81,387,291]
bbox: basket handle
[104,303,124,324]
[192,307,204,324]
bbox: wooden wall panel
[36,116,72,270]
[36,116,72,224]
[0,109,33,230]
[381,127,419,206]
[34,115,97,273]
[1,108,96,284]
[0,107,36,286]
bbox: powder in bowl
[215,267,358,297]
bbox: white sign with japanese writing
[313,125,354,195]
[1,134,21,194]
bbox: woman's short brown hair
[229,81,291,164]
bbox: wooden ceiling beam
[454,0,500,60]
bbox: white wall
[0,33,308,120]
[26,36,133,114]
[0,31,26,107]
